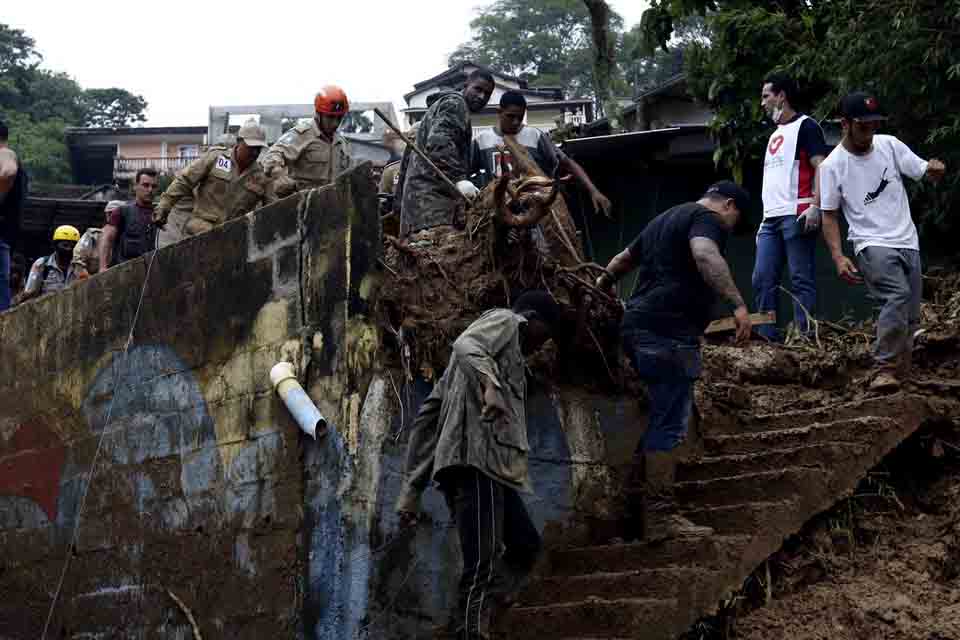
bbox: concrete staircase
[497,392,937,640]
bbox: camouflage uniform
[71,227,102,275]
[260,119,351,195]
[156,145,271,237]
[397,91,473,236]
[156,197,194,248]
[379,159,402,195]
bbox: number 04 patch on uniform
[215,156,233,172]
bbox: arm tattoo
[690,237,745,308]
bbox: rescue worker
[153,120,272,237]
[16,225,82,304]
[260,86,352,198]
[396,69,496,238]
[753,73,830,341]
[820,92,946,391]
[155,187,194,248]
[99,168,159,270]
[0,119,27,312]
[597,182,752,541]
[471,90,612,216]
[396,291,562,639]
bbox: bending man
[597,182,752,540]
[396,291,561,639]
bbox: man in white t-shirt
[820,92,946,391]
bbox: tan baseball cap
[237,120,268,147]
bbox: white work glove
[456,179,480,200]
[798,205,821,233]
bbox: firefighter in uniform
[260,85,352,198]
[153,120,272,238]
[16,225,81,304]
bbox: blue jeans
[0,239,10,312]
[857,246,922,370]
[622,329,701,453]
[752,215,817,341]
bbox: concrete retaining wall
[0,163,643,638]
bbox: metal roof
[561,125,710,159]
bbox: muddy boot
[869,369,901,392]
[643,451,713,542]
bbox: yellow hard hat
[52,225,80,243]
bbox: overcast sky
[4,0,649,127]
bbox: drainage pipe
[270,362,327,439]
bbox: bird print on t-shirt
[865,168,890,205]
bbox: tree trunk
[583,0,622,131]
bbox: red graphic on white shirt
[769,134,785,155]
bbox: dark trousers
[443,467,541,638]
[621,329,702,453]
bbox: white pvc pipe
[270,362,327,439]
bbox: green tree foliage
[0,23,149,184]
[82,88,148,128]
[641,0,960,241]
[449,0,625,99]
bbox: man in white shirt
[754,73,829,341]
[820,92,946,391]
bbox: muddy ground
[726,439,960,640]
[693,269,960,640]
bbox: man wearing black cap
[596,181,752,541]
[820,91,946,392]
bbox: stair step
[681,499,797,534]
[703,416,895,456]
[498,597,678,640]
[676,443,866,482]
[550,534,750,577]
[743,394,921,434]
[673,467,827,507]
[518,567,718,607]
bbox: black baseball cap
[840,91,887,122]
[704,180,751,214]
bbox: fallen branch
[777,286,822,349]
[166,588,203,640]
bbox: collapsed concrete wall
[0,163,642,639]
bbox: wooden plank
[705,311,776,335]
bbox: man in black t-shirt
[596,181,753,541]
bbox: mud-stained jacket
[260,118,351,191]
[397,91,473,236]
[396,309,531,512]
[157,146,271,225]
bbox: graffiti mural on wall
[0,345,220,532]
[0,420,67,526]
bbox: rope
[40,238,160,639]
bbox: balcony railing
[114,156,196,176]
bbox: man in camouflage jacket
[396,69,495,237]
